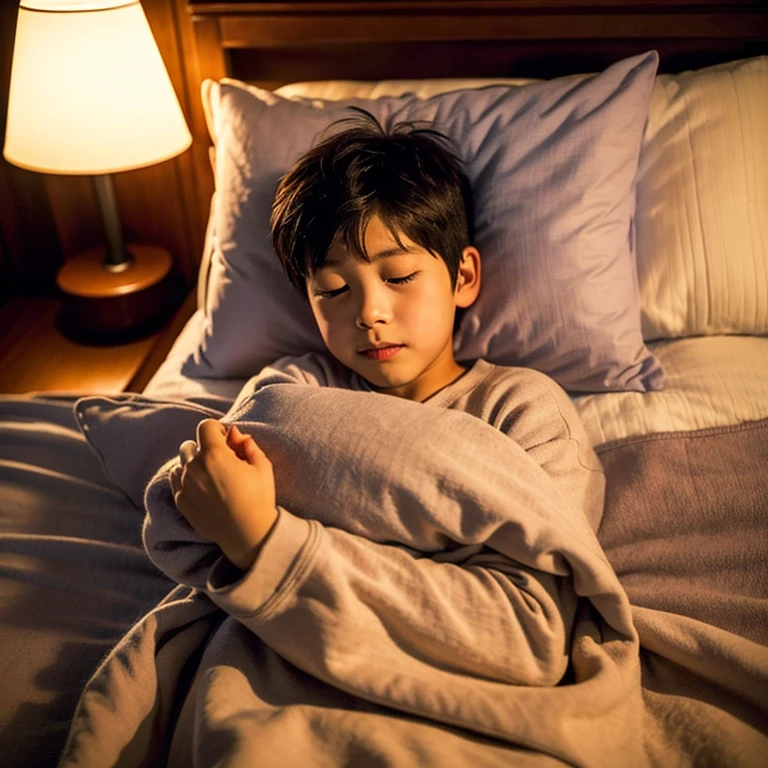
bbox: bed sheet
[0,396,175,768]
[143,309,247,401]
[145,311,768,446]
[575,335,768,445]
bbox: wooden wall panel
[168,5,228,251]
[0,3,64,299]
[142,0,207,284]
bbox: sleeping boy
[169,109,605,690]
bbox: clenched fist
[170,419,278,571]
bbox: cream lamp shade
[3,0,192,174]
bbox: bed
[1,1,767,766]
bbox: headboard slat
[217,13,764,47]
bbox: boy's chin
[357,371,399,391]
[352,366,407,392]
[359,370,421,399]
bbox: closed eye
[312,285,348,299]
[387,272,419,285]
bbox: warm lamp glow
[3,0,192,174]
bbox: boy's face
[306,215,480,402]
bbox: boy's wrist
[224,507,279,571]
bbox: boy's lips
[359,343,404,361]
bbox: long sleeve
[429,361,606,532]
[205,505,578,707]
[197,361,588,692]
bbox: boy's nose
[355,290,391,329]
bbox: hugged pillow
[183,52,662,393]
[635,56,768,340]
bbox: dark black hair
[270,108,474,295]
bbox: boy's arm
[489,369,606,532]
[170,418,576,691]
[204,506,577,693]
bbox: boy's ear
[454,246,481,309]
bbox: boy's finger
[226,424,248,446]
[227,425,251,461]
[242,435,269,466]
[197,419,226,452]
[169,465,181,497]
[226,423,268,462]
[179,440,198,466]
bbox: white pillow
[636,56,768,340]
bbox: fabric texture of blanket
[595,419,768,766]
[60,383,643,767]
[0,395,175,768]
[56,387,768,767]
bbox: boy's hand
[170,419,278,572]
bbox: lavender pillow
[183,52,662,393]
[74,395,230,509]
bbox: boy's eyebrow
[323,245,415,268]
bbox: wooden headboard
[174,0,768,267]
[186,0,768,87]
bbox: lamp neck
[92,174,133,272]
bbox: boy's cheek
[323,329,349,358]
[311,302,336,330]
[313,308,347,342]
[313,316,334,345]
[313,321,345,359]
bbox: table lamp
[3,0,192,337]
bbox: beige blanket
[595,419,768,767]
[57,386,766,767]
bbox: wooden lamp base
[56,243,172,340]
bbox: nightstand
[56,244,173,338]
[0,291,195,395]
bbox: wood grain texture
[128,288,197,392]
[187,1,767,12]
[217,11,764,46]
[56,244,172,298]
[0,297,166,395]
[0,4,63,296]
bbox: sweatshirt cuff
[206,506,316,616]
